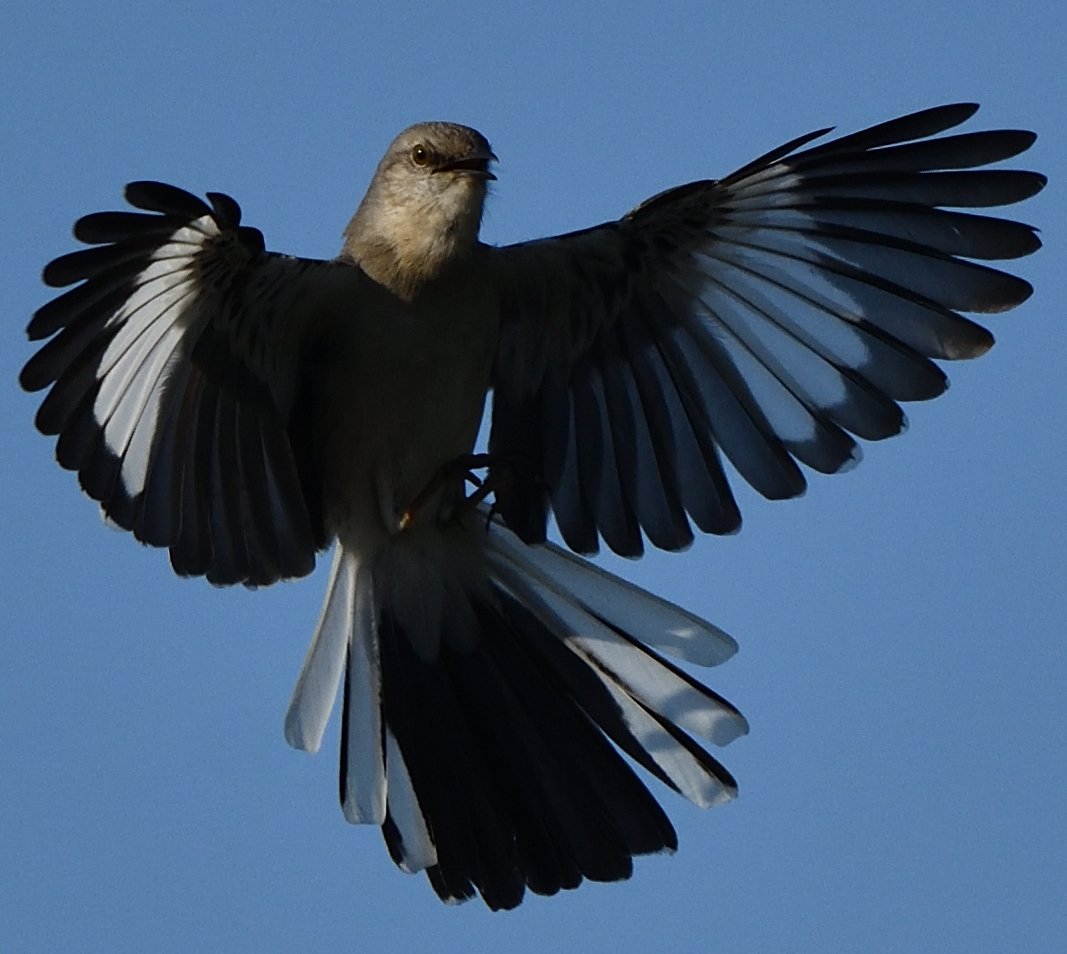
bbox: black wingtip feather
[845,102,981,150]
[207,191,243,229]
[124,180,212,217]
[72,210,179,245]
[40,250,88,288]
[238,225,266,254]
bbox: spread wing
[487,103,1046,556]
[21,182,359,586]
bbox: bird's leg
[454,454,529,531]
[397,453,498,531]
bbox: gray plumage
[21,105,1045,909]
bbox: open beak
[435,150,498,180]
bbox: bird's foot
[397,453,503,531]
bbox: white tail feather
[489,557,737,807]
[340,567,386,824]
[486,527,748,746]
[495,553,746,741]
[284,545,356,752]
[283,517,745,862]
[384,728,436,871]
[486,522,738,666]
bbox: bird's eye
[410,144,430,167]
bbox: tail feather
[493,585,735,808]
[283,545,356,753]
[284,515,747,909]
[338,565,385,823]
[378,605,528,907]
[381,728,436,872]
[487,526,739,666]
[487,536,748,748]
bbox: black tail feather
[375,583,681,909]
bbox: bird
[20,103,1045,910]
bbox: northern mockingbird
[21,104,1044,909]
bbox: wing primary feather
[124,180,213,217]
[788,129,1039,177]
[783,103,979,162]
[570,348,643,556]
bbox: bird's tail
[283,512,748,910]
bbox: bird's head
[344,122,497,294]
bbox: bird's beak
[435,150,498,180]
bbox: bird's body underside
[21,106,1044,908]
[309,261,498,552]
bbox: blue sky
[3,2,1064,952]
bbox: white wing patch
[92,215,222,495]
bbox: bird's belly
[314,306,495,550]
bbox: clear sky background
[3,3,1064,952]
